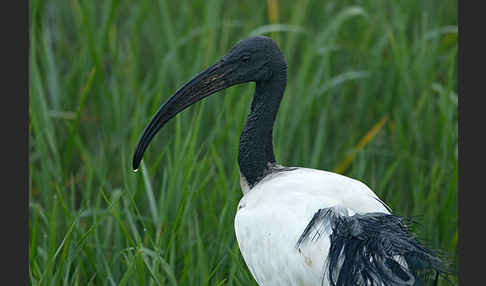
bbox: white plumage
[235,167,389,286]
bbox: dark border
[3,0,29,284]
[457,0,463,284]
[458,0,473,285]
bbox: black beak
[132,61,230,170]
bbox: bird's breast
[235,195,330,286]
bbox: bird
[132,36,448,286]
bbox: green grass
[29,0,458,285]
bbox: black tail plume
[296,207,453,286]
[327,212,451,286]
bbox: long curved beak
[132,61,229,170]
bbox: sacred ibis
[133,36,448,286]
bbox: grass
[29,0,458,285]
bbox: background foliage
[30,0,458,285]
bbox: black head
[132,36,286,170]
[219,36,286,85]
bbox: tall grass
[29,0,458,285]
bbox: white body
[234,167,390,286]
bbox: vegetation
[29,0,457,285]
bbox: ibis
[133,36,448,286]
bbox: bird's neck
[238,66,287,189]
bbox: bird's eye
[241,55,251,63]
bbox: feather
[297,207,452,286]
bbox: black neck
[238,66,287,188]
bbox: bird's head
[218,36,286,84]
[132,36,286,170]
